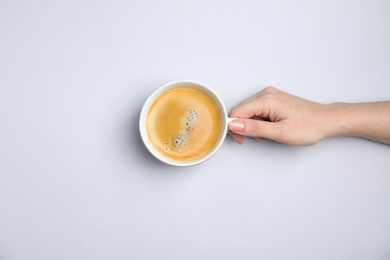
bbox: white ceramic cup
[139,80,235,167]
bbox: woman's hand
[228,87,390,145]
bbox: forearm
[325,102,390,144]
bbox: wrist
[321,102,351,139]
[324,101,390,144]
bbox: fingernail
[229,120,244,132]
[254,137,265,142]
[236,138,244,145]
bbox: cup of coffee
[139,80,234,166]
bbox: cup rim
[139,80,228,167]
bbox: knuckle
[249,121,261,135]
[261,93,274,101]
[260,93,276,107]
[263,86,277,94]
[275,125,289,142]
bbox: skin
[228,87,390,146]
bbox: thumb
[229,119,281,141]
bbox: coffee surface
[146,87,221,161]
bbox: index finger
[230,97,271,119]
[238,86,282,105]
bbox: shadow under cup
[139,80,229,167]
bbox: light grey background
[1,0,390,259]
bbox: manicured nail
[229,120,244,132]
[254,137,265,142]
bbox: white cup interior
[139,80,229,167]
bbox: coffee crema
[146,87,221,161]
